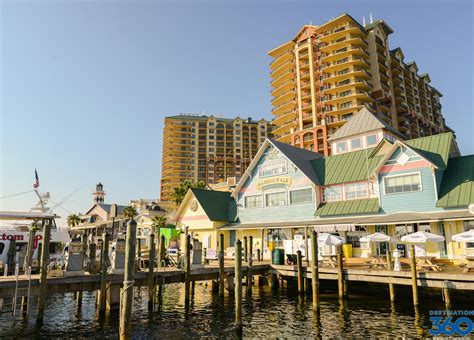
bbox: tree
[123,205,138,219]
[171,180,206,206]
[67,214,80,228]
[151,215,167,237]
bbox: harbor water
[1,282,469,338]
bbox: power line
[0,189,34,200]
[49,198,73,214]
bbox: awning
[219,220,317,230]
[313,224,355,232]
[360,210,473,225]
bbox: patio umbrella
[360,232,393,243]
[317,233,343,246]
[452,229,474,242]
[400,231,445,243]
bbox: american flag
[33,169,39,190]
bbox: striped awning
[313,224,355,232]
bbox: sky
[1,0,473,226]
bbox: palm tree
[171,180,206,206]
[123,205,138,219]
[67,214,80,228]
[151,214,167,263]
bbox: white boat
[0,211,70,273]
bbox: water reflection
[1,283,472,338]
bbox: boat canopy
[0,211,60,220]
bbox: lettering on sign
[256,176,292,190]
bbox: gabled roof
[269,139,323,184]
[191,188,236,222]
[311,147,385,185]
[328,107,401,141]
[404,132,453,169]
[436,155,474,208]
[232,139,323,196]
[315,198,380,217]
[364,20,394,35]
[84,203,127,216]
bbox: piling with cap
[184,234,191,303]
[311,229,320,310]
[147,233,156,311]
[386,242,395,302]
[337,244,344,300]
[36,218,51,323]
[247,236,253,291]
[297,250,304,294]
[119,219,137,340]
[99,232,110,314]
[219,233,225,297]
[235,239,243,332]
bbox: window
[336,141,347,153]
[245,195,263,209]
[339,90,352,97]
[344,182,368,200]
[464,220,474,248]
[266,192,287,207]
[259,160,287,177]
[350,138,362,150]
[323,186,342,202]
[384,173,421,194]
[290,188,313,205]
[366,134,377,146]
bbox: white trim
[265,190,288,207]
[289,187,314,205]
[382,171,423,195]
[243,194,264,209]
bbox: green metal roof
[404,132,453,169]
[315,198,380,217]
[436,155,474,208]
[191,188,236,222]
[310,148,384,185]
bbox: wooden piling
[235,239,243,332]
[247,236,253,291]
[119,219,137,340]
[297,250,304,294]
[24,226,36,273]
[386,243,395,302]
[147,233,155,311]
[243,236,248,263]
[36,219,51,323]
[260,229,264,261]
[409,245,419,306]
[219,234,225,297]
[99,232,110,314]
[311,229,319,310]
[184,234,191,303]
[337,245,344,300]
[160,235,166,266]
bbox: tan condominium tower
[160,114,273,203]
[269,13,450,156]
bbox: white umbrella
[452,229,474,242]
[360,232,392,243]
[401,231,445,243]
[318,233,343,246]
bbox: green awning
[315,198,380,217]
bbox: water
[1,282,469,338]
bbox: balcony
[272,91,294,107]
[271,70,294,88]
[272,109,295,125]
[270,52,293,70]
[320,34,368,53]
[322,57,370,73]
[324,78,371,94]
[320,25,365,42]
[271,60,294,79]
[322,46,369,63]
[271,79,295,98]
[272,100,296,115]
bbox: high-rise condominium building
[269,13,449,155]
[160,114,273,203]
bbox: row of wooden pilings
[32,220,449,339]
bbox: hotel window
[266,192,287,207]
[366,134,377,146]
[344,182,368,200]
[259,160,287,178]
[290,188,313,205]
[350,137,362,150]
[322,186,342,202]
[336,141,347,153]
[384,173,421,194]
[244,195,263,209]
[464,221,474,248]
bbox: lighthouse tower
[93,182,106,204]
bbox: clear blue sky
[1,0,473,225]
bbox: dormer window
[336,141,347,153]
[350,137,362,150]
[366,134,378,146]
